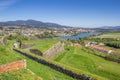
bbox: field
[23,39,59,52]
[0,40,75,80]
[0,36,2,39]
[96,32,120,38]
[54,46,120,80]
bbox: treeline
[105,42,120,49]
[86,38,119,43]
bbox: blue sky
[0,0,120,27]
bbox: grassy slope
[23,39,59,52]
[0,40,75,80]
[0,69,39,80]
[55,46,120,80]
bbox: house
[85,42,91,47]
[13,42,18,48]
[91,45,113,54]
[74,43,82,48]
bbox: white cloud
[0,0,19,10]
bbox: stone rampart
[43,42,64,59]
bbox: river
[58,32,99,40]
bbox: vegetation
[22,39,59,52]
[18,45,108,80]
[1,31,120,80]
[96,32,120,38]
[55,46,120,80]
[82,47,120,63]
[0,69,39,80]
[105,41,120,48]
[36,31,57,38]
[0,40,75,80]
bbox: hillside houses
[85,41,113,54]
[91,45,113,54]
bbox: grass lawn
[54,46,120,80]
[0,69,39,80]
[0,40,75,80]
[23,39,59,53]
[0,36,3,39]
[96,32,120,38]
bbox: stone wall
[14,49,93,80]
[30,49,43,56]
[0,60,26,73]
[21,43,35,49]
[43,42,64,59]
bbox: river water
[58,32,99,40]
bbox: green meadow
[96,32,120,38]
[55,46,120,80]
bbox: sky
[0,0,120,28]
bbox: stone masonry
[43,41,64,59]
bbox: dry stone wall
[14,49,93,80]
[0,60,26,73]
[43,42,64,59]
[21,43,35,49]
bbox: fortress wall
[43,42,64,59]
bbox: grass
[96,32,120,38]
[0,36,3,39]
[0,69,39,80]
[23,39,59,53]
[0,40,75,80]
[17,46,108,80]
[55,46,120,80]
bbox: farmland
[96,32,120,38]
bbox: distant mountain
[98,26,120,30]
[0,20,70,28]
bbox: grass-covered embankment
[0,69,39,80]
[22,39,59,53]
[55,46,120,80]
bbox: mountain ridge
[0,19,71,28]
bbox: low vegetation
[96,32,120,38]
[55,46,120,80]
[0,69,39,80]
